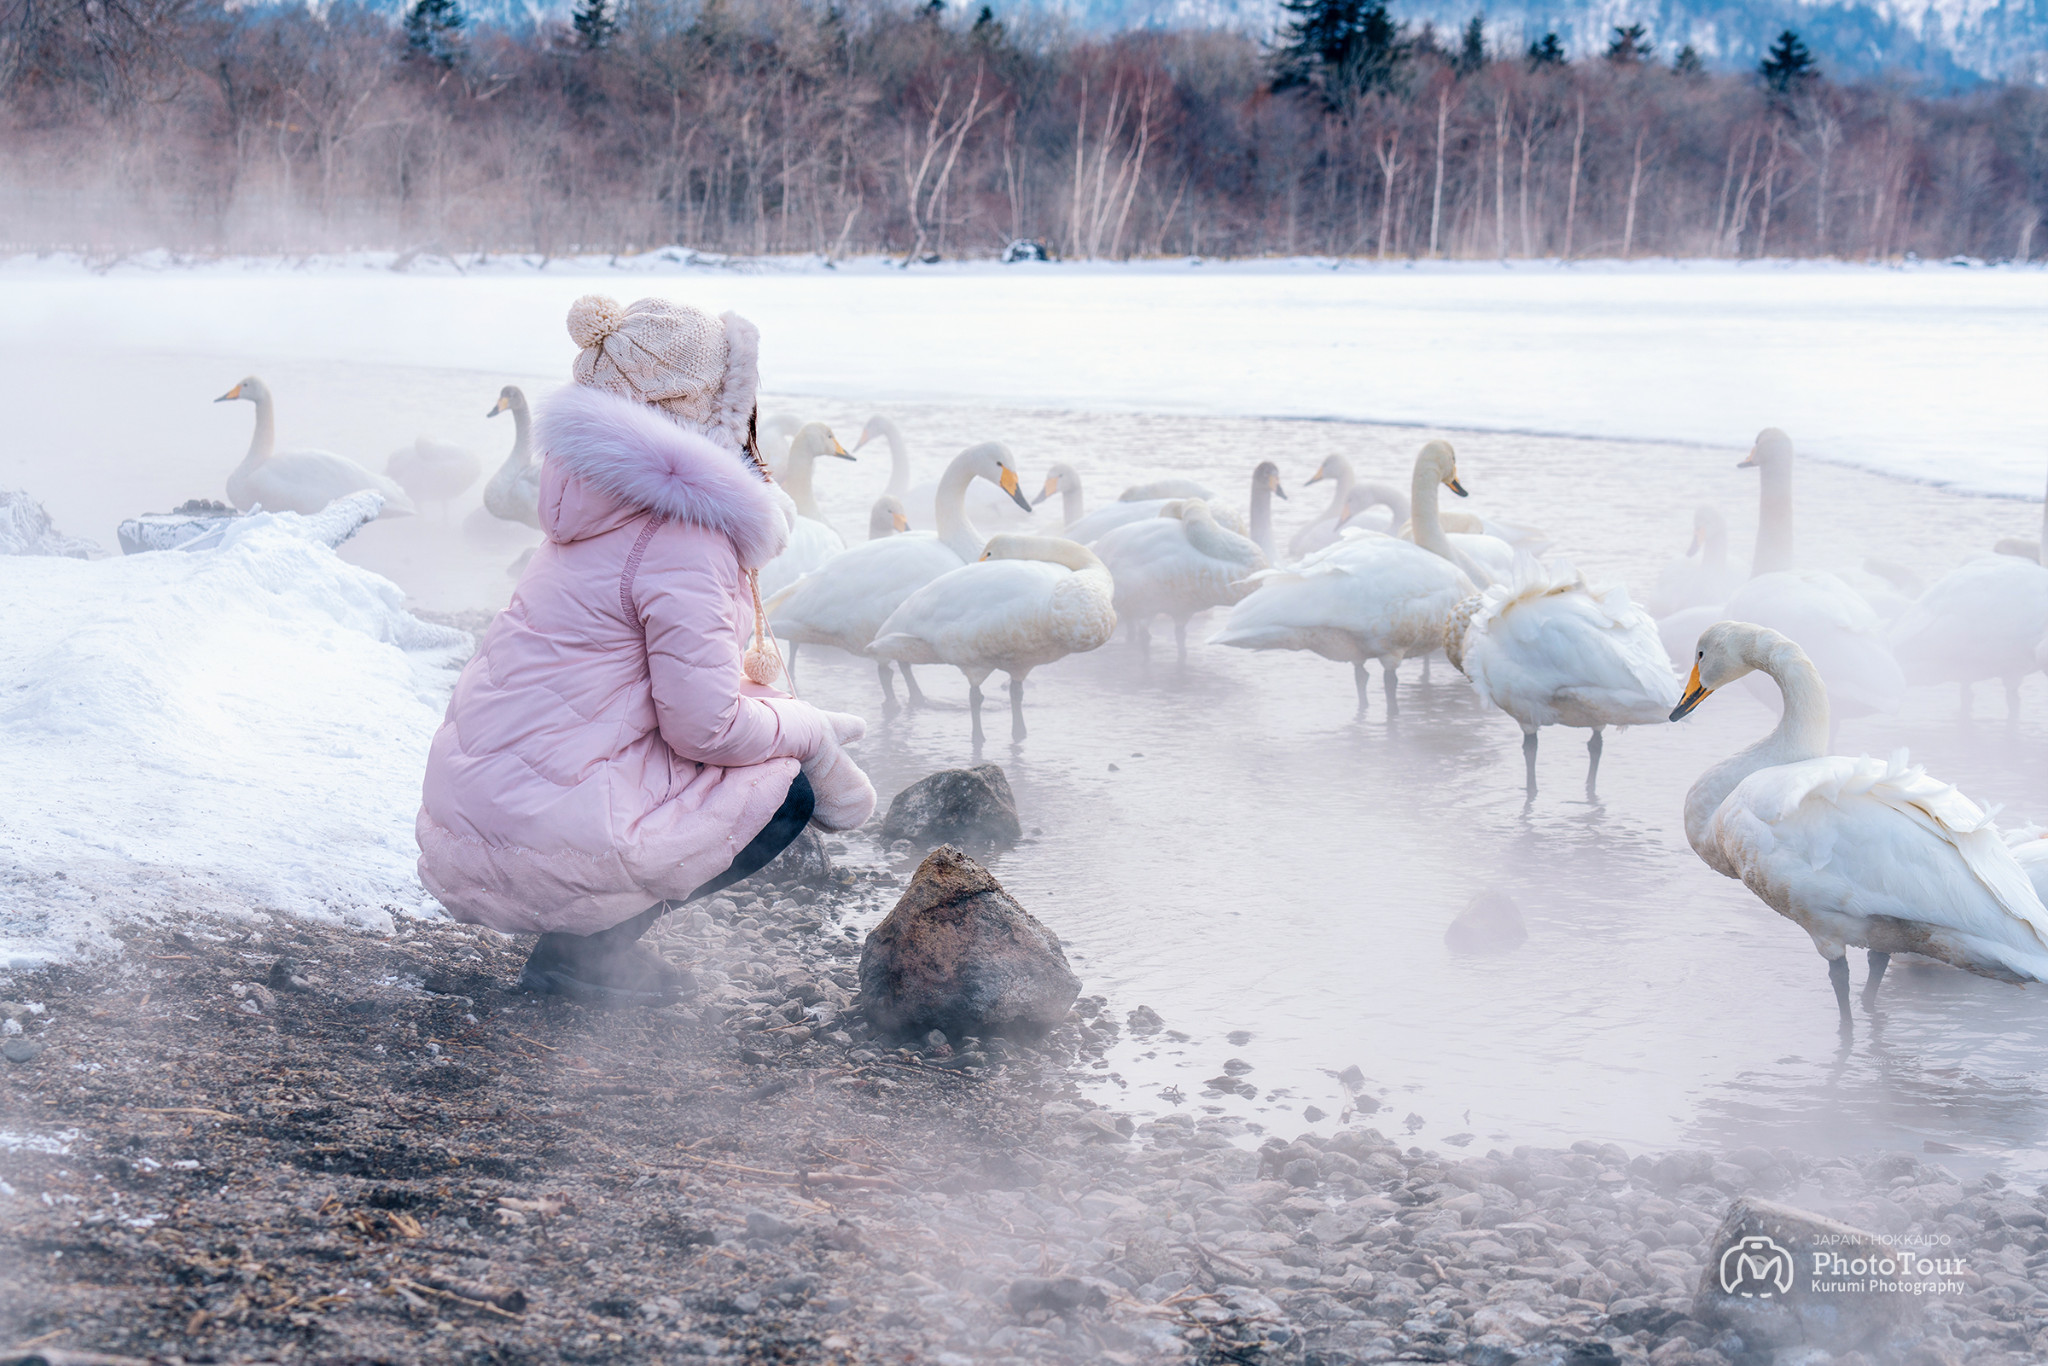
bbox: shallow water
[14,354,2048,1179]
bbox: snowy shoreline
[4,251,2045,501]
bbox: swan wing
[1889,556,2048,685]
[1714,753,2048,981]
[259,450,416,517]
[767,534,960,649]
[1063,499,1163,545]
[1210,537,1466,658]
[1725,571,1904,716]
[758,517,848,601]
[1464,573,1679,727]
[870,560,1080,667]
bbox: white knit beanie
[566,294,760,455]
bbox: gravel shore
[2,862,2045,1366]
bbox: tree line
[2,0,2044,260]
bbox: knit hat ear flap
[714,311,761,459]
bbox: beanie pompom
[567,294,627,351]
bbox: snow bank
[0,509,470,965]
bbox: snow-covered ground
[0,509,469,964]
[3,252,2045,516]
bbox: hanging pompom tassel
[743,568,786,689]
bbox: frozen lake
[4,258,2048,1178]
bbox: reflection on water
[15,358,2048,1177]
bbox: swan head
[1739,428,1794,473]
[854,415,897,451]
[1686,505,1725,556]
[961,441,1035,513]
[1034,463,1079,506]
[1253,460,1287,500]
[979,533,1102,572]
[1304,453,1353,487]
[487,384,525,418]
[215,376,265,405]
[869,495,910,538]
[1415,439,1467,497]
[790,422,855,463]
[1671,620,1808,721]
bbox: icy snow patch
[0,512,471,964]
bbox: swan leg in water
[1864,950,1891,1006]
[1828,956,1852,1024]
[901,664,928,708]
[1009,674,1028,742]
[968,680,986,748]
[876,662,900,719]
[1383,660,1399,717]
[1521,728,1539,796]
[1585,727,1604,799]
[1174,617,1190,668]
[1351,661,1370,715]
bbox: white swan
[465,385,542,536]
[1720,429,1905,727]
[1032,463,1086,527]
[855,414,914,500]
[1057,468,1257,548]
[1889,464,2048,718]
[866,414,1034,533]
[1211,529,1472,715]
[758,423,856,601]
[1405,440,1511,588]
[216,377,414,518]
[1289,455,1357,559]
[1446,559,1678,796]
[386,437,480,517]
[1094,499,1266,664]
[869,495,910,540]
[761,413,803,480]
[868,534,1116,745]
[1120,477,1215,502]
[767,442,1035,715]
[1674,621,2048,1021]
[1333,482,1409,540]
[1649,506,1744,618]
[1245,461,1287,561]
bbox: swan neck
[1410,461,1451,559]
[1703,520,1728,572]
[935,458,985,561]
[1752,461,1794,576]
[241,390,275,471]
[1685,644,1830,855]
[782,447,822,519]
[885,426,910,500]
[511,397,532,467]
[1060,475,1084,527]
[1321,461,1354,523]
[1249,479,1274,559]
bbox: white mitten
[802,730,876,832]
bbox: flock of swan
[205,378,2048,1024]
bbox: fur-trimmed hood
[533,384,794,569]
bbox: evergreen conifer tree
[405,0,464,66]
[1672,43,1704,76]
[572,0,617,50]
[1526,31,1565,66]
[1604,23,1651,63]
[1759,29,1817,92]
[1455,13,1485,74]
[1271,0,1406,110]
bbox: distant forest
[3,0,2046,260]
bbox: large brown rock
[1693,1196,1932,1353]
[879,765,1021,853]
[857,846,1078,1040]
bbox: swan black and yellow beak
[1446,475,1470,498]
[892,510,910,533]
[1737,445,1759,469]
[829,435,856,461]
[999,467,1033,513]
[1032,476,1058,507]
[1305,466,1327,486]
[215,383,243,403]
[1670,663,1713,721]
[854,429,877,452]
[487,395,510,417]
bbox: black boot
[518,904,694,1006]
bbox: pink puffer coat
[416,385,833,935]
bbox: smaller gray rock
[880,765,1021,851]
[1007,1275,1107,1315]
[744,1211,800,1242]
[3,1038,47,1064]
[1446,889,1527,953]
[756,826,833,886]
